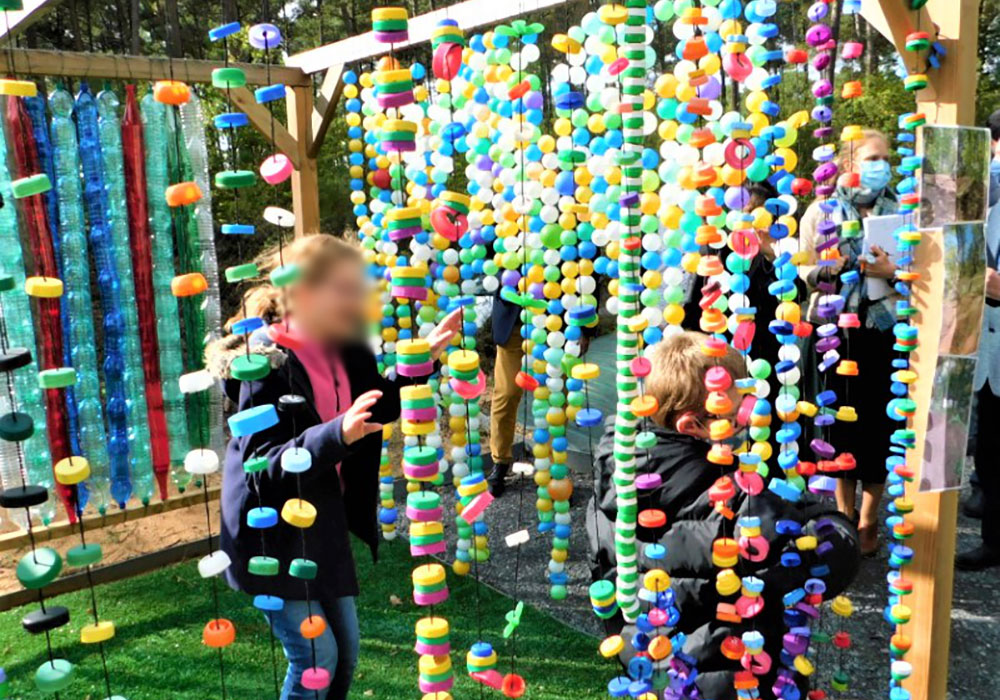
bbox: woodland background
[11,0,1000,310]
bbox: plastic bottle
[98,86,155,505]
[165,104,211,450]
[140,90,190,492]
[179,91,224,455]
[25,95,79,458]
[5,94,73,522]
[0,120,52,526]
[50,86,110,513]
[122,84,171,500]
[76,82,133,508]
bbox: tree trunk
[824,0,843,89]
[165,0,181,57]
[69,0,84,52]
[130,0,141,54]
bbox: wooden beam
[860,0,934,60]
[0,487,220,552]
[229,86,301,169]
[287,84,320,237]
[0,0,55,40]
[309,64,345,159]
[6,48,311,86]
[0,538,211,608]
[864,0,982,698]
[285,0,573,75]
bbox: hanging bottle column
[5,88,75,522]
[122,84,172,500]
[97,85,155,506]
[50,85,109,514]
[0,92,52,528]
[76,82,134,509]
[141,90,189,493]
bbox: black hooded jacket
[585,422,860,699]
[210,328,412,602]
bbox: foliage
[12,0,997,317]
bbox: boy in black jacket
[586,331,860,700]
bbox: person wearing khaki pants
[489,294,523,496]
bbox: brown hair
[226,233,363,330]
[645,331,748,428]
[838,128,889,172]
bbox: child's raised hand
[341,389,384,445]
[427,308,463,360]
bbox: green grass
[1,538,608,699]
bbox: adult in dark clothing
[586,332,860,700]
[797,130,898,555]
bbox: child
[586,331,859,700]
[208,234,460,700]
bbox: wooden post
[287,83,320,237]
[861,0,982,698]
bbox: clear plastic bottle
[76,82,133,508]
[0,106,54,525]
[98,86,155,506]
[140,90,190,492]
[50,86,111,513]
[165,104,211,451]
[179,91,224,456]
[25,95,79,458]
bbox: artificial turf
[1,537,609,699]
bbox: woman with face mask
[797,129,898,556]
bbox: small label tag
[512,461,534,476]
[505,529,530,548]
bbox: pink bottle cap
[704,366,733,392]
[413,587,449,605]
[630,356,651,378]
[301,668,331,691]
[260,153,293,185]
[406,505,444,522]
[635,473,662,490]
[397,360,434,376]
[401,407,438,421]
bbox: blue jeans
[265,596,359,700]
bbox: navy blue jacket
[492,293,520,345]
[219,332,406,600]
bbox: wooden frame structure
[0,1,986,698]
[860,1,980,698]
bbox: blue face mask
[859,159,891,192]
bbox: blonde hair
[645,331,748,428]
[227,233,363,330]
[838,128,889,172]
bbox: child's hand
[427,308,463,360]
[341,390,384,445]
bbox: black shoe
[963,488,985,519]
[489,463,511,497]
[955,544,1000,571]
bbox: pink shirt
[284,323,353,490]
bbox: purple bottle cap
[805,23,831,46]
[811,52,832,71]
[810,438,836,460]
[816,183,836,196]
[816,336,841,353]
[811,79,833,98]
[248,23,282,50]
[817,219,838,236]
[807,2,829,21]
